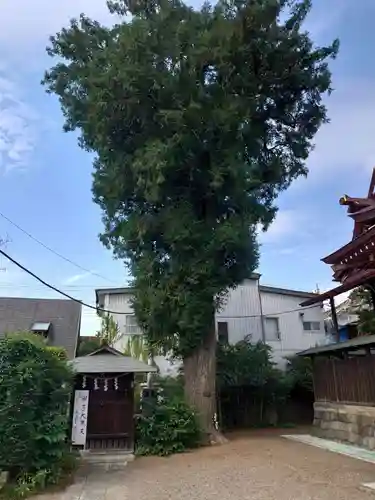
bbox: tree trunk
[183,325,227,445]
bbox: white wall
[216,278,263,344]
[103,292,180,375]
[102,292,133,352]
[259,291,325,367]
[100,281,326,372]
[337,312,358,326]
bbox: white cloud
[0,0,345,54]
[258,210,304,244]
[307,81,375,176]
[63,271,93,285]
[304,0,350,41]
[0,74,37,174]
[0,1,114,51]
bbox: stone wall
[314,402,375,450]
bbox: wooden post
[369,284,375,311]
[311,356,316,399]
[331,357,339,402]
[329,296,339,342]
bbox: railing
[314,355,375,405]
[86,433,132,451]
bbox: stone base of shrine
[80,449,135,471]
[314,402,375,450]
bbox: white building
[95,274,326,372]
[324,296,359,341]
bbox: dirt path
[39,430,375,499]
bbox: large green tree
[44,0,338,441]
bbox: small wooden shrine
[70,345,156,452]
[301,168,375,337]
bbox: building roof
[96,278,314,306]
[71,345,157,373]
[298,334,375,357]
[259,285,318,299]
[95,287,133,309]
[0,297,81,358]
[300,269,375,306]
[96,287,134,297]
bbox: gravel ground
[38,430,375,499]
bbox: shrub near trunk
[0,334,74,480]
[136,395,201,456]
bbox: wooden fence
[313,355,375,405]
[218,386,314,429]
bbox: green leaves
[0,334,73,480]
[217,338,278,388]
[96,314,121,346]
[136,395,201,456]
[348,286,375,336]
[43,0,338,360]
[285,354,313,392]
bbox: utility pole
[0,235,11,272]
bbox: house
[0,297,82,358]
[96,274,325,370]
[324,297,359,341]
[217,275,326,366]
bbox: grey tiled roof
[0,297,81,358]
[71,354,157,373]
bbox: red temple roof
[301,269,375,306]
[300,168,375,306]
[322,225,375,265]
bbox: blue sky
[0,0,374,335]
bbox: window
[303,321,321,331]
[217,322,229,344]
[264,317,280,341]
[30,322,51,337]
[125,315,142,335]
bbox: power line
[0,283,121,289]
[0,210,118,284]
[0,248,321,319]
[0,248,129,315]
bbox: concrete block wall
[314,402,375,450]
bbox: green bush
[77,336,101,356]
[154,375,185,401]
[217,339,293,427]
[0,334,74,484]
[285,355,313,392]
[136,397,201,456]
[1,449,78,499]
[217,338,290,397]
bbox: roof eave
[297,334,375,357]
[259,285,318,299]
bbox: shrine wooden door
[85,373,134,451]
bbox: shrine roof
[322,225,375,264]
[298,334,375,357]
[71,346,157,374]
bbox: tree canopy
[348,286,375,335]
[43,0,338,437]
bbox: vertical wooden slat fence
[314,356,375,405]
